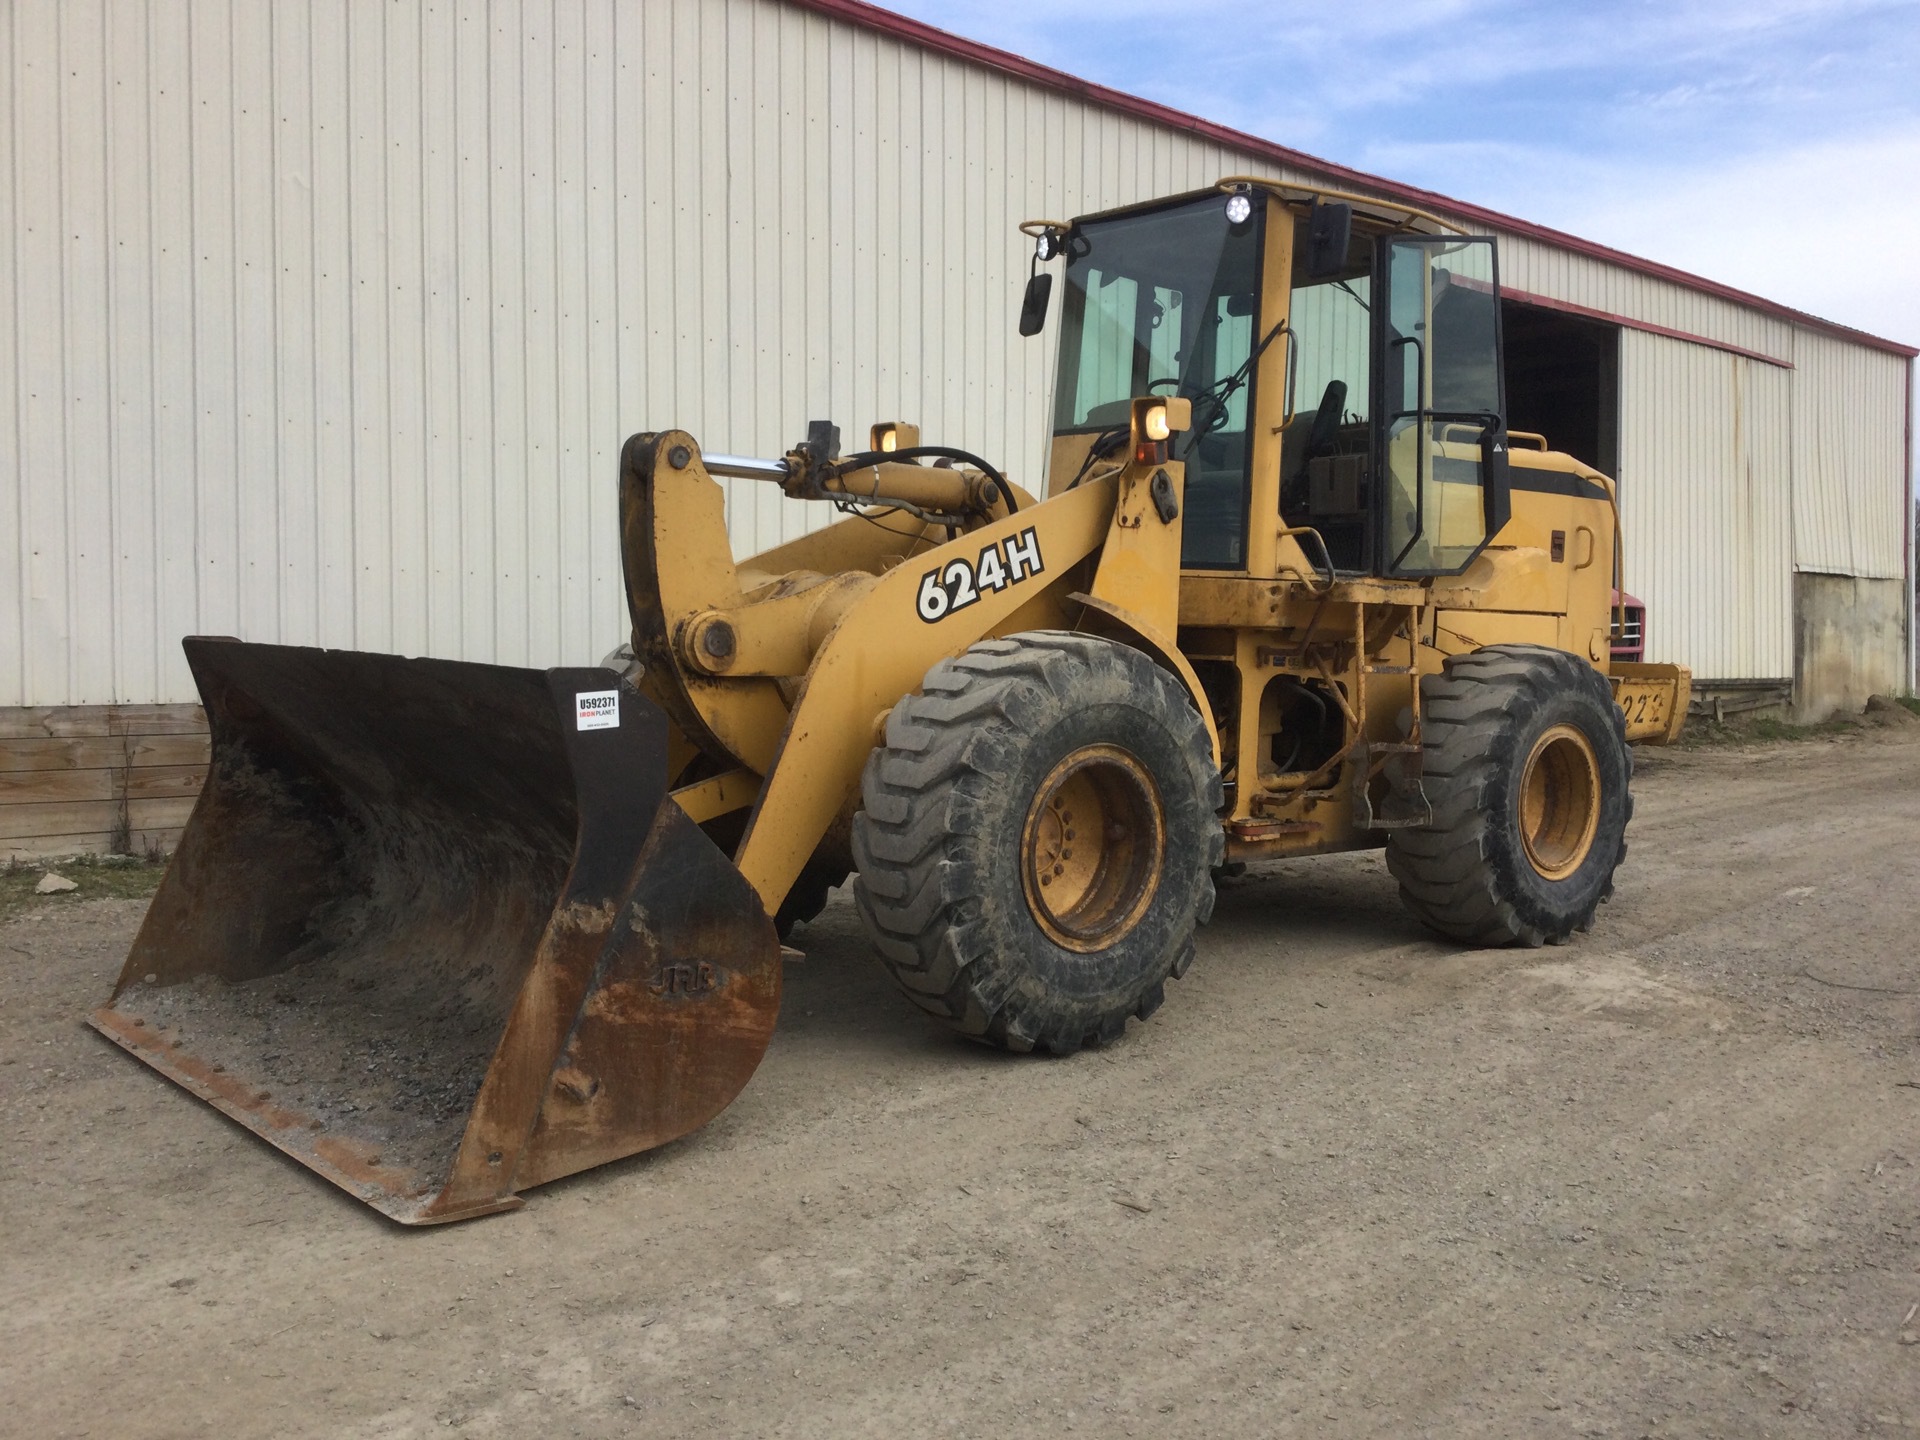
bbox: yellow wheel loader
[92,179,1690,1223]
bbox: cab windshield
[1052,195,1264,568]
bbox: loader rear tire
[853,633,1223,1055]
[1387,644,1632,947]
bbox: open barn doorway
[1501,300,1619,478]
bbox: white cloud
[886,1,1920,350]
[1496,128,1920,348]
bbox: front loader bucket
[89,639,779,1224]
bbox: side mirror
[1305,200,1352,280]
[1481,424,1512,537]
[1018,272,1053,337]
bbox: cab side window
[1282,223,1375,570]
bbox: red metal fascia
[1501,286,1794,370]
[786,0,1920,363]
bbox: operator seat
[1280,378,1348,518]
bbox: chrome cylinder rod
[702,453,791,481]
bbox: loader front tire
[1387,644,1632,947]
[853,634,1223,1055]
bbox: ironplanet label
[575,690,620,731]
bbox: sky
[883,0,1920,353]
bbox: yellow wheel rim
[1518,723,1601,881]
[1019,744,1166,952]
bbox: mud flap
[89,639,779,1224]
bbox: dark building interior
[1501,300,1619,479]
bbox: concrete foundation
[1793,573,1910,721]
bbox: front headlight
[1129,396,1192,456]
[870,421,920,454]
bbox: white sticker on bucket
[575,690,620,731]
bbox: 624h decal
[915,527,1045,622]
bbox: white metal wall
[3,0,1908,706]
[1617,331,1795,679]
[1,0,1291,707]
[1789,328,1909,581]
[1496,233,1797,368]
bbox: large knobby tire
[852,633,1223,1055]
[1387,644,1632,947]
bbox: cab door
[1373,236,1512,576]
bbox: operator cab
[1042,185,1511,579]
[1047,197,1263,567]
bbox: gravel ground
[2,723,1917,1439]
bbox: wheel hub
[1518,723,1601,881]
[1019,744,1166,951]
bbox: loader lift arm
[92,408,1203,1224]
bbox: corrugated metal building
[4,0,1914,856]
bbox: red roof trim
[787,0,1920,361]
[1502,287,1795,370]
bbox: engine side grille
[1610,606,1645,663]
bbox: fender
[732,480,1117,912]
[1068,591,1223,771]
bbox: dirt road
[4,727,1919,1438]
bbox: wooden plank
[0,797,198,843]
[0,734,210,772]
[4,828,186,861]
[0,704,208,739]
[0,763,208,804]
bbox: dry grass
[1676,695,1920,749]
[0,854,168,927]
